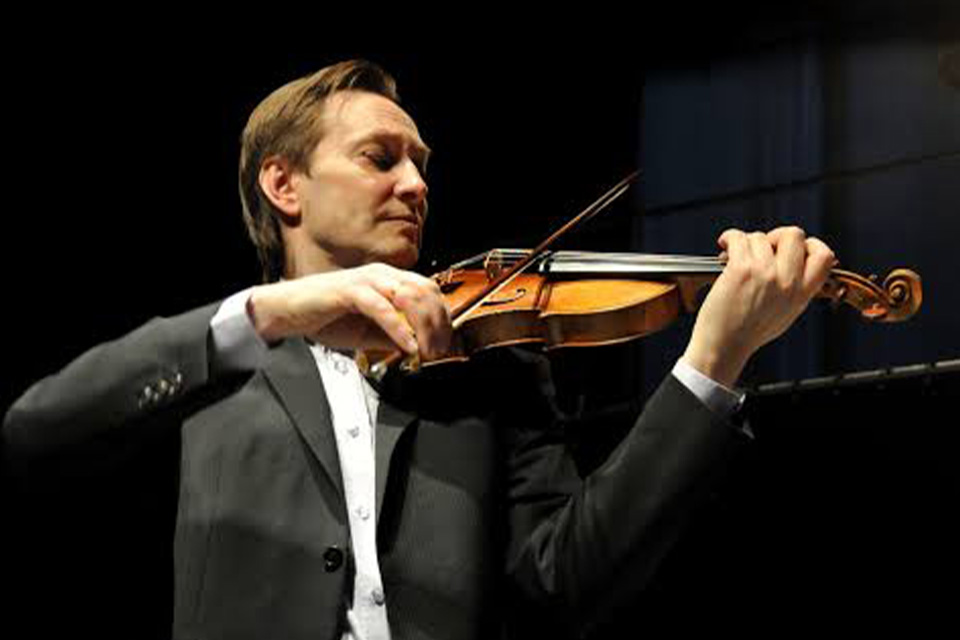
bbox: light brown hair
[239,60,400,282]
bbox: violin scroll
[820,268,922,322]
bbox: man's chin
[375,244,420,270]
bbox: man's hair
[239,60,400,282]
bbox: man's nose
[395,160,428,209]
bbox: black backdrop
[2,4,958,638]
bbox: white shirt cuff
[210,287,270,373]
[672,358,746,420]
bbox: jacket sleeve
[500,348,750,637]
[2,301,224,465]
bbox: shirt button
[334,359,349,375]
[356,505,370,521]
[348,425,360,438]
[371,587,385,605]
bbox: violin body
[437,269,683,361]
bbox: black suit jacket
[3,301,749,639]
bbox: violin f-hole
[481,287,528,306]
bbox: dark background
[2,3,958,637]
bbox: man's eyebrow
[357,131,431,161]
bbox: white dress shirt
[310,345,390,640]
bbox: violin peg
[830,285,847,309]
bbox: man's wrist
[679,344,748,389]
[248,283,293,344]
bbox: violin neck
[545,251,725,276]
[480,249,726,277]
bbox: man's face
[292,90,430,271]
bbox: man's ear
[258,156,302,222]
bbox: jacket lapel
[260,337,418,523]
[261,338,345,508]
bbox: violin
[431,248,921,358]
[359,172,923,379]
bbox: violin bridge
[484,249,506,280]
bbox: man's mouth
[384,215,421,241]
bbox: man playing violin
[3,60,835,640]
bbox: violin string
[491,249,723,262]
[481,249,725,273]
[554,251,724,264]
[486,249,724,264]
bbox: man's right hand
[246,264,452,359]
